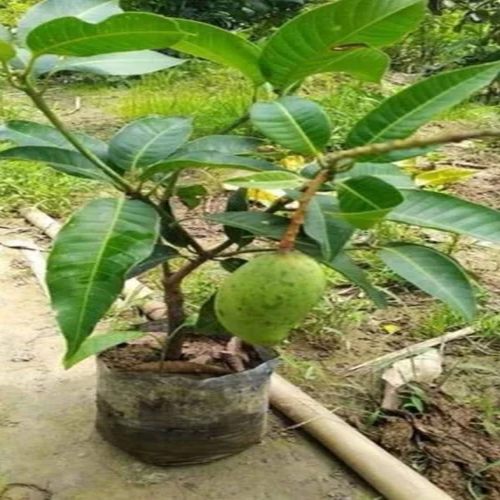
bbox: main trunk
[162,262,187,360]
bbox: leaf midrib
[70,198,125,356]
[274,101,318,154]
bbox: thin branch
[323,129,500,168]
[218,247,278,258]
[21,81,136,193]
[278,166,332,252]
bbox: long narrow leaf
[27,13,185,57]
[251,97,331,155]
[0,146,111,182]
[346,62,500,161]
[389,190,500,244]
[379,243,476,319]
[47,198,159,360]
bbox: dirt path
[0,224,375,500]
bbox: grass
[115,64,254,136]
[439,101,500,127]
[0,160,99,217]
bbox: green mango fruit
[215,251,326,345]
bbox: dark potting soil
[100,336,262,376]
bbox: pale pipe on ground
[20,206,454,500]
[270,375,453,500]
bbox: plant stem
[21,82,136,194]
[278,167,332,252]
[162,261,188,360]
[161,239,234,360]
[323,129,500,168]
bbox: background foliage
[123,0,310,36]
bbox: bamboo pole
[270,374,453,500]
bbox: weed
[278,352,323,382]
[419,303,465,338]
[400,383,428,414]
[467,460,500,500]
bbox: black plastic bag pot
[95,349,278,465]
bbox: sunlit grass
[115,64,254,136]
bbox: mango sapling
[1,0,500,464]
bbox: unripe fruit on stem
[215,251,326,345]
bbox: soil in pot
[96,336,278,466]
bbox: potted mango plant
[1,0,499,465]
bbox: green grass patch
[115,64,254,136]
[438,101,500,127]
[0,160,98,218]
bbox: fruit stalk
[279,167,332,252]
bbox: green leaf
[225,171,303,190]
[109,116,192,171]
[336,163,415,189]
[57,51,185,76]
[327,252,387,308]
[159,202,192,249]
[223,189,254,246]
[196,295,230,337]
[209,211,322,256]
[126,244,179,279]
[142,151,280,179]
[389,190,500,244]
[47,198,159,360]
[336,176,404,229]
[27,13,185,57]
[304,196,354,261]
[170,18,264,83]
[0,120,108,161]
[220,258,248,273]
[251,97,331,155]
[379,244,476,319]
[64,331,144,369]
[346,62,500,162]
[180,135,263,155]
[210,211,289,239]
[260,0,425,89]
[0,40,15,62]
[0,146,111,182]
[18,0,123,42]
[177,184,208,209]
